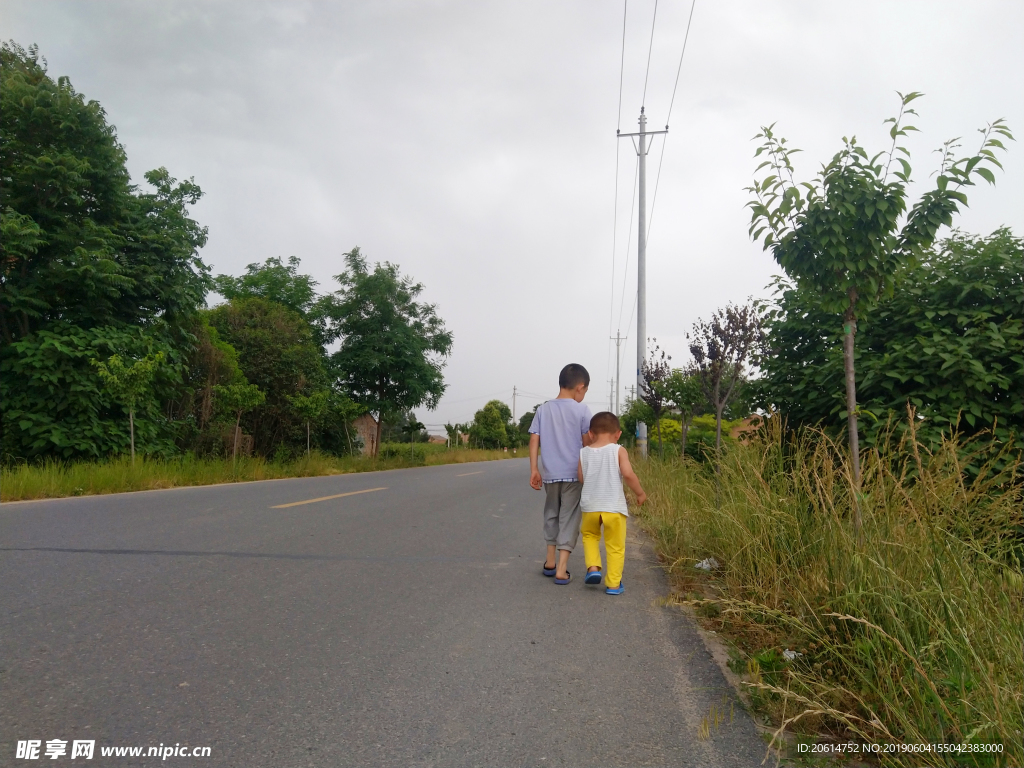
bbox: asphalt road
[1,459,767,767]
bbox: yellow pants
[581,512,627,588]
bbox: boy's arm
[529,434,542,490]
[618,446,647,505]
[577,457,584,482]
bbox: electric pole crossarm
[616,130,668,137]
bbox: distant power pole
[619,107,666,458]
[607,379,615,412]
[512,385,517,423]
[610,329,624,415]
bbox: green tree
[213,256,330,345]
[1,43,209,459]
[321,248,452,456]
[746,92,1012,516]
[166,316,244,450]
[214,383,265,464]
[1,324,181,460]
[206,297,329,456]
[214,256,318,316]
[470,400,515,449]
[619,397,654,447]
[92,352,165,464]
[0,43,209,342]
[755,228,1023,453]
[518,404,541,435]
[322,390,366,456]
[660,367,706,460]
[444,423,460,448]
[287,389,329,456]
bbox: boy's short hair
[558,363,590,389]
[589,411,620,435]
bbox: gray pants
[543,481,583,552]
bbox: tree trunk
[656,417,663,459]
[129,407,136,466]
[714,404,724,455]
[343,419,353,456]
[306,420,310,457]
[714,403,724,508]
[233,412,241,466]
[843,297,863,538]
[680,415,690,460]
[373,412,383,458]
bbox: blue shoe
[542,564,557,577]
[585,570,603,585]
[554,571,571,585]
[605,581,624,595]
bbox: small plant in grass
[92,352,165,465]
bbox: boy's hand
[530,470,543,490]
[635,490,648,506]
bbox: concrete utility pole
[607,379,615,412]
[512,385,517,423]
[610,329,624,415]
[618,107,666,458]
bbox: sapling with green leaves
[92,352,165,465]
[444,423,460,449]
[287,389,329,456]
[327,390,365,456]
[661,367,706,460]
[746,92,1012,531]
[213,382,266,464]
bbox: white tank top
[579,443,629,515]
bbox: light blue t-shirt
[529,398,593,482]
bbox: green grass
[1,445,527,502]
[632,419,1022,767]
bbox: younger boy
[577,412,647,595]
[529,363,593,585]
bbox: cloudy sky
[4,1,1022,429]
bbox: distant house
[427,434,447,445]
[730,415,762,443]
[353,413,378,456]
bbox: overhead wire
[645,0,696,242]
[616,156,639,333]
[607,0,629,390]
[640,0,659,108]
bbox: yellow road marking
[456,471,484,477]
[271,487,387,508]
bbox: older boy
[528,364,593,585]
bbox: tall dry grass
[1,447,525,502]
[634,418,1022,767]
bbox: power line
[646,0,696,242]
[608,0,629,388]
[641,0,659,108]
[666,0,696,128]
[616,0,628,131]
[616,156,639,332]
